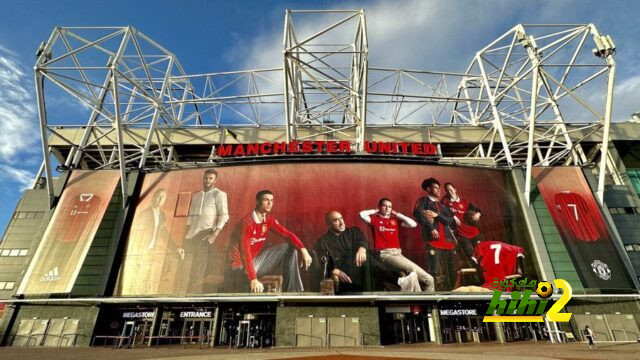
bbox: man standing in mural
[414,178,457,290]
[181,169,229,293]
[125,188,181,294]
[226,190,313,293]
[359,199,434,292]
[316,210,420,293]
[441,183,482,259]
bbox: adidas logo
[40,267,60,282]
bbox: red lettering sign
[215,141,439,158]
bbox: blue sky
[0,0,639,232]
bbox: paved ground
[2,341,640,360]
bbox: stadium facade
[1,10,640,348]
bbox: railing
[327,333,361,347]
[9,334,29,347]
[92,334,215,348]
[27,333,46,347]
[294,333,326,347]
[59,333,82,347]
[91,335,131,348]
[611,329,639,342]
[293,332,365,348]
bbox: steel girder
[452,24,618,204]
[33,16,620,207]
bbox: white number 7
[567,203,579,220]
[490,243,502,264]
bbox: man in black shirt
[413,177,458,290]
[315,211,420,293]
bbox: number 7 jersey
[554,192,599,242]
[473,240,524,289]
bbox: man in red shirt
[472,240,524,290]
[360,198,434,291]
[226,190,312,293]
[414,177,457,290]
[441,183,482,259]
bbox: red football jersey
[54,193,101,243]
[554,192,599,242]
[369,213,401,250]
[473,241,524,289]
[229,212,304,281]
[441,196,480,239]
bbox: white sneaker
[398,271,418,292]
[412,275,422,292]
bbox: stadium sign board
[215,141,441,158]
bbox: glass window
[626,244,634,251]
[0,282,5,289]
[9,249,20,256]
[5,282,14,290]
[19,249,28,256]
[633,244,640,252]
[0,249,10,256]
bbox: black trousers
[222,243,303,293]
[427,247,456,290]
[334,250,399,293]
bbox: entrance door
[29,319,50,347]
[119,321,135,348]
[328,317,360,347]
[469,316,495,342]
[43,318,65,347]
[389,313,429,344]
[60,319,79,347]
[181,319,215,345]
[574,314,612,341]
[200,319,215,346]
[12,319,35,347]
[182,319,202,344]
[604,314,640,341]
[408,315,428,343]
[132,320,152,347]
[295,317,326,347]
[236,320,250,347]
[159,318,173,337]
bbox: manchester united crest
[390,219,397,226]
[591,260,611,280]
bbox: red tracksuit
[228,212,303,281]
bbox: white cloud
[0,50,37,160]
[0,164,33,189]
[0,44,38,189]
[613,75,640,121]
[224,0,639,124]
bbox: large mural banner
[117,163,537,296]
[19,170,120,294]
[533,167,634,289]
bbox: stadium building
[1,10,640,348]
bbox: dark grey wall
[4,304,99,347]
[0,189,54,300]
[275,305,380,346]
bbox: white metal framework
[33,12,619,206]
[283,10,368,150]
